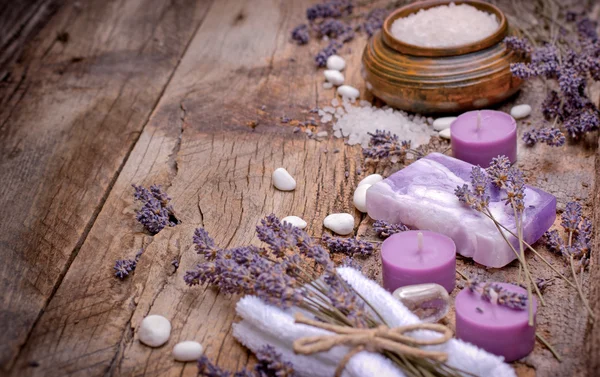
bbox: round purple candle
[450,110,517,167]
[381,230,456,293]
[455,283,536,362]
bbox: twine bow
[293,313,452,377]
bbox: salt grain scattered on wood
[326,54,346,71]
[272,168,296,191]
[391,3,499,48]
[323,213,354,235]
[138,315,171,347]
[325,99,432,147]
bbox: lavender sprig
[466,279,528,311]
[132,184,177,234]
[197,345,297,377]
[322,234,374,257]
[504,15,600,143]
[373,220,408,239]
[362,130,412,162]
[114,249,143,279]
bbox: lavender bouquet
[185,215,465,377]
[503,1,599,144]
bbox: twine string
[293,313,452,377]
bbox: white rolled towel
[232,267,516,377]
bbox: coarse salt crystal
[331,101,432,147]
[391,3,499,48]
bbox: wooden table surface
[1,0,599,376]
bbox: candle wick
[417,232,424,253]
[489,288,499,319]
[476,111,482,131]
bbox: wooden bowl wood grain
[362,0,523,114]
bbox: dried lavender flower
[466,279,528,310]
[306,0,353,21]
[522,127,565,147]
[255,345,297,377]
[291,24,309,45]
[315,40,342,67]
[132,184,177,234]
[114,249,143,279]
[322,234,374,257]
[362,130,411,162]
[373,220,408,238]
[363,8,387,37]
[561,201,582,233]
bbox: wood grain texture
[0,0,58,77]
[0,0,213,370]
[3,0,599,376]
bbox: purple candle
[455,283,536,362]
[451,110,517,167]
[381,230,456,293]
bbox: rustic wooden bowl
[361,0,523,114]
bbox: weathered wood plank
[0,0,58,77]
[9,0,600,376]
[0,0,213,370]
[7,0,367,375]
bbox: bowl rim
[382,0,508,57]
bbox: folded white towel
[232,267,516,377]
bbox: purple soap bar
[366,153,556,268]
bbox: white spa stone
[433,117,457,131]
[316,131,328,137]
[282,216,307,229]
[358,174,383,187]
[353,184,371,213]
[510,104,532,119]
[438,128,451,139]
[323,213,354,235]
[324,70,344,86]
[139,315,171,347]
[323,82,333,89]
[272,168,296,191]
[173,341,204,361]
[337,85,359,100]
[326,54,346,71]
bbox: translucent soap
[392,283,449,323]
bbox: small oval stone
[324,70,344,86]
[510,104,532,119]
[282,216,307,229]
[139,315,171,347]
[337,85,359,100]
[358,174,383,187]
[353,184,371,213]
[438,128,451,140]
[173,341,204,362]
[326,54,346,71]
[272,168,296,191]
[323,213,354,235]
[433,117,457,131]
[393,283,450,323]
